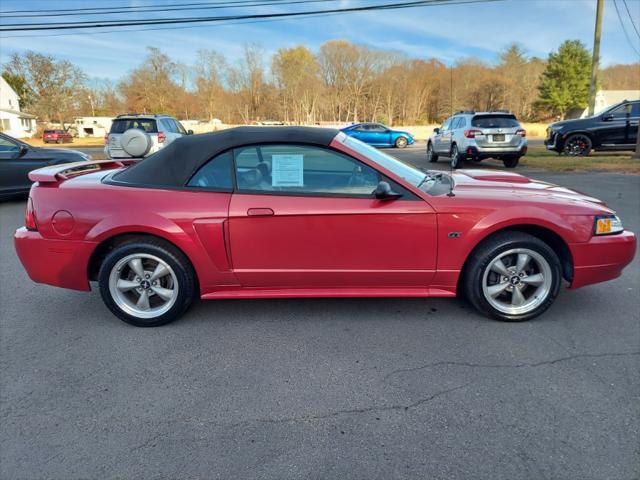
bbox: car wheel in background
[563,133,592,156]
[427,142,438,162]
[121,128,153,158]
[503,156,520,168]
[98,239,197,327]
[395,136,408,148]
[450,144,462,169]
[462,231,561,322]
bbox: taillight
[464,129,483,138]
[157,132,166,143]
[25,197,38,231]
[516,129,527,137]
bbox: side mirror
[374,181,402,201]
[19,145,29,156]
[433,127,440,134]
[602,114,614,122]
[187,129,194,135]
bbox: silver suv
[105,114,192,159]
[427,111,528,169]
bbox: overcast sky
[0,0,638,81]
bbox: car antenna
[447,159,455,197]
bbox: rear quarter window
[110,119,158,134]
[471,115,519,128]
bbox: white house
[74,116,114,138]
[0,76,36,138]
[580,90,640,117]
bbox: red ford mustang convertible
[14,127,636,327]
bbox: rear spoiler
[28,159,135,184]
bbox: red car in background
[43,129,73,144]
[14,127,636,327]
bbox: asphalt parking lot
[1,148,638,479]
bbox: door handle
[247,208,274,217]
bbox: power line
[621,0,640,40]
[1,0,500,39]
[0,0,295,15]
[0,0,335,18]
[0,0,502,32]
[612,0,640,57]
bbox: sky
[0,0,639,82]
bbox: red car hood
[451,169,606,207]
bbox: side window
[369,124,387,132]
[609,104,632,119]
[441,118,452,131]
[174,120,187,135]
[0,136,19,153]
[353,125,367,132]
[234,144,380,196]
[458,117,466,128]
[630,102,640,117]
[187,150,233,190]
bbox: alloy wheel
[481,248,553,316]
[108,253,179,319]
[564,134,591,156]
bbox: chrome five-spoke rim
[109,253,178,319]
[481,248,552,315]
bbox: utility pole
[587,0,604,116]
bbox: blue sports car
[340,123,415,148]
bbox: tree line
[3,39,639,126]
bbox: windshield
[337,133,426,186]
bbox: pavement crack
[222,383,471,429]
[384,351,640,380]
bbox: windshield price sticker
[272,154,304,187]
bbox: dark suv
[545,100,639,156]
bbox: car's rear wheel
[563,134,592,156]
[462,232,561,322]
[98,240,196,327]
[395,136,408,148]
[427,142,438,162]
[503,156,520,168]
[450,144,462,169]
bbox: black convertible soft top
[111,126,339,187]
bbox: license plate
[492,134,505,142]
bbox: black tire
[462,231,562,322]
[427,142,438,162]
[395,136,408,148]
[450,144,462,169]
[98,239,197,327]
[563,133,592,156]
[503,156,520,168]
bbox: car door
[626,102,639,145]
[347,124,369,143]
[367,124,392,146]
[434,117,452,153]
[0,136,47,195]
[227,143,437,288]
[597,103,633,147]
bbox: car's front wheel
[563,133,592,156]
[98,239,197,327]
[395,136,408,148]
[462,232,562,321]
[427,142,438,162]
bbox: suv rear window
[110,119,158,134]
[471,115,519,128]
